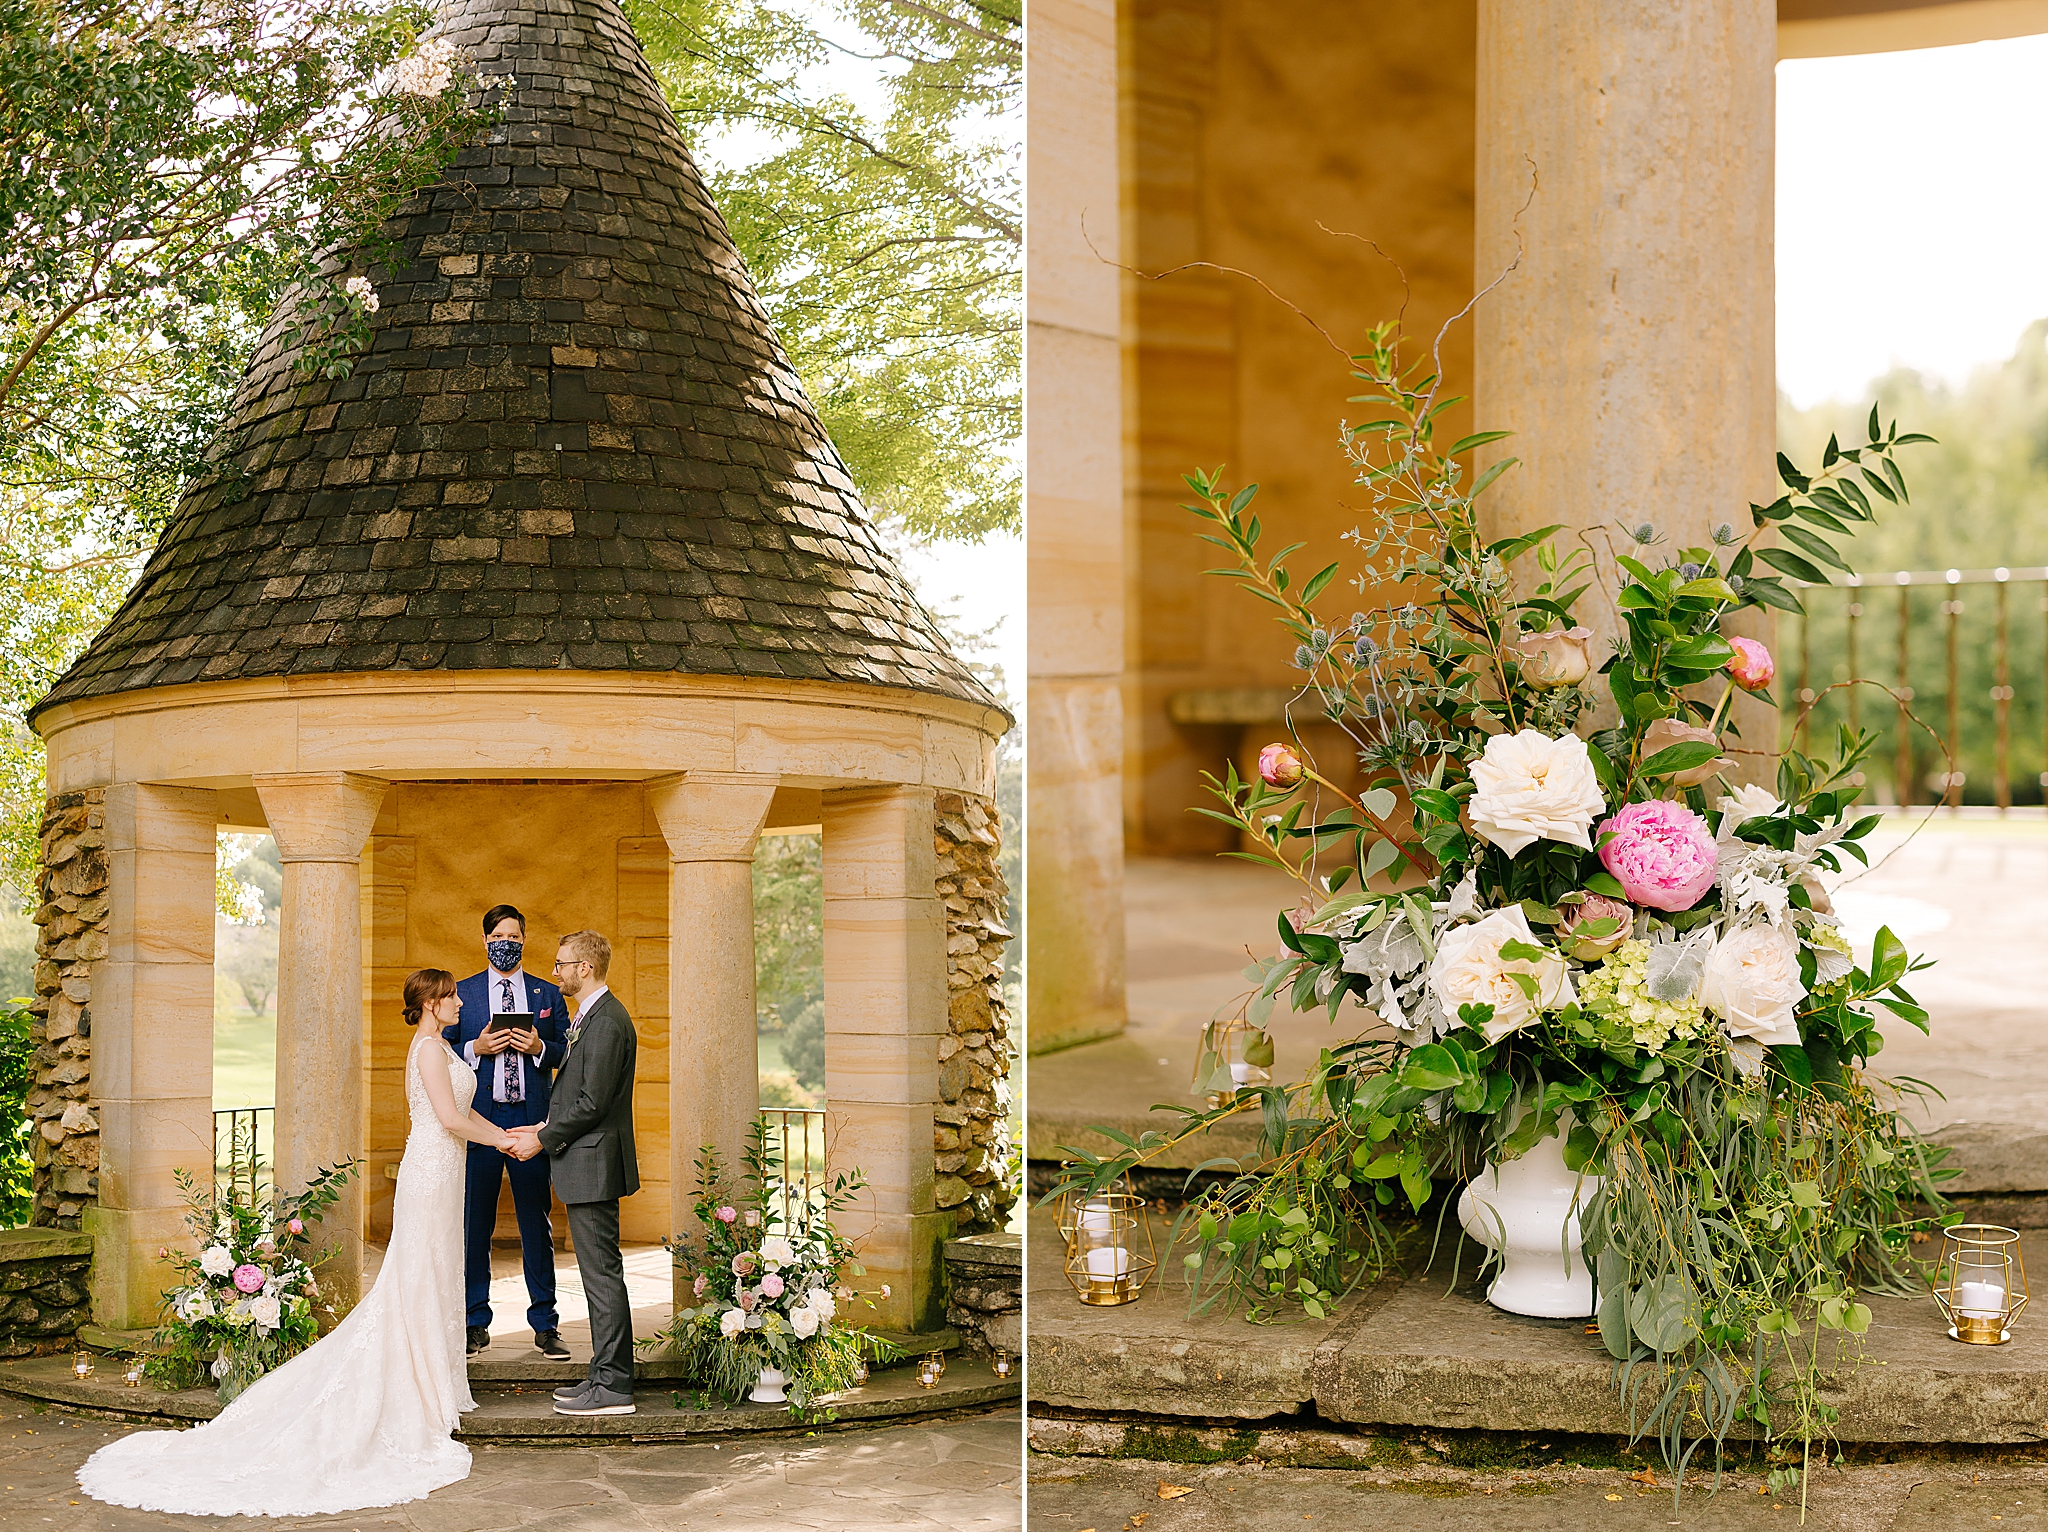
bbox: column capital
[252,772,389,864]
[645,773,778,862]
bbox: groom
[508,929,639,1417]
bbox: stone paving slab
[1024,1209,1375,1420]
[1031,1208,2048,1445]
[1028,1449,2048,1532]
[0,1394,1022,1529]
[0,1353,1016,1441]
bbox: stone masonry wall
[0,1229,93,1356]
[26,789,107,1229]
[934,792,1016,1234]
[942,1231,1021,1358]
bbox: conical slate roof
[32,0,997,720]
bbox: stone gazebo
[22,0,1013,1340]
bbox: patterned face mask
[486,938,524,973]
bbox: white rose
[1700,924,1805,1048]
[1467,730,1606,858]
[718,1308,746,1338]
[789,1305,819,1339]
[808,1289,836,1322]
[1427,906,1574,1043]
[199,1245,233,1278]
[1715,783,1780,832]
[248,1295,282,1332]
[1512,626,1595,689]
[758,1236,794,1270]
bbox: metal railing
[761,1106,827,1232]
[212,1107,274,1203]
[1790,566,2048,812]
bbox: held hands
[504,1125,544,1162]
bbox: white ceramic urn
[749,1365,789,1404]
[1456,1121,1600,1318]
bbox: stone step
[0,1352,1013,1440]
[1026,1214,2048,1445]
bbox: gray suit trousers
[567,1199,632,1394]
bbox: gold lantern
[1063,1204,1157,1306]
[850,1357,869,1386]
[71,1351,93,1379]
[122,1359,145,1388]
[926,1349,947,1378]
[1935,1223,2030,1345]
[915,1356,940,1389]
[1053,1167,1139,1256]
[992,1349,1013,1380]
[1196,1017,1272,1110]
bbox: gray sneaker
[552,1379,594,1404]
[553,1385,635,1416]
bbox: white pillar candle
[1229,1060,1256,1085]
[1955,1280,2007,1317]
[1084,1245,1131,1280]
[1078,1199,1113,1233]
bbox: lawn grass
[213,1006,276,1108]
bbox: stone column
[822,786,947,1333]
[253,772,388,1315]
[645,773,777,1311]
[1474,0,1777,754]
[84,784,218,1331]
[1028,0,1127,1053]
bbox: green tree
[625,0,1020,540]
[1778,321,2048,804]
[0,1004,31,1227]
[0,0,499,890]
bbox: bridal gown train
[78,1035,479,1517]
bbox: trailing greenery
[1051,317,1956,1508]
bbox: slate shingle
[32,0,994,721]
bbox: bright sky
[1777,34,2048,408]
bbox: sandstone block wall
[935,792,1016,1233]
[25,789,107,1230]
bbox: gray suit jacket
[536,990,639,1205]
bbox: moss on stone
[1110,1425,1258,1464]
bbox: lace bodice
[403,1035,476,1180]
[78,1028,478,1516]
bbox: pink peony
[287,1218,304,1235]
[1725,635,1775,692]
[1257,742,1303,789]
[736,1287,756,1312]
[1597,800,1718,912]
[232,1264,265,1295]
[759,1272,785,1300]
[715,1205,737,1224]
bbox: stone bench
[0,1227,92,1358]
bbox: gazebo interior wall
[358,780,693,1244]
[1120,0,1477,856]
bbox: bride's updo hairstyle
[403,968,456,1028]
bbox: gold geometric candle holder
[1063,1205,1157,1306]
[1053,1167,1138,1257]
[1935,1223,2030,1345]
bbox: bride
[79,968,519,1516]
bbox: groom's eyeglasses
[551,960,588,972]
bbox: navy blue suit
[443,968,569,1332]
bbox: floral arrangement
[654,1123,896,1412]
[146,1153,357,1402]
[1055,319,1954,1497]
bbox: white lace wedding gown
[78,1035,478,1517]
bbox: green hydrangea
[1578,939,1706,1052]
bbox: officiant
[443,904,572,1361]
